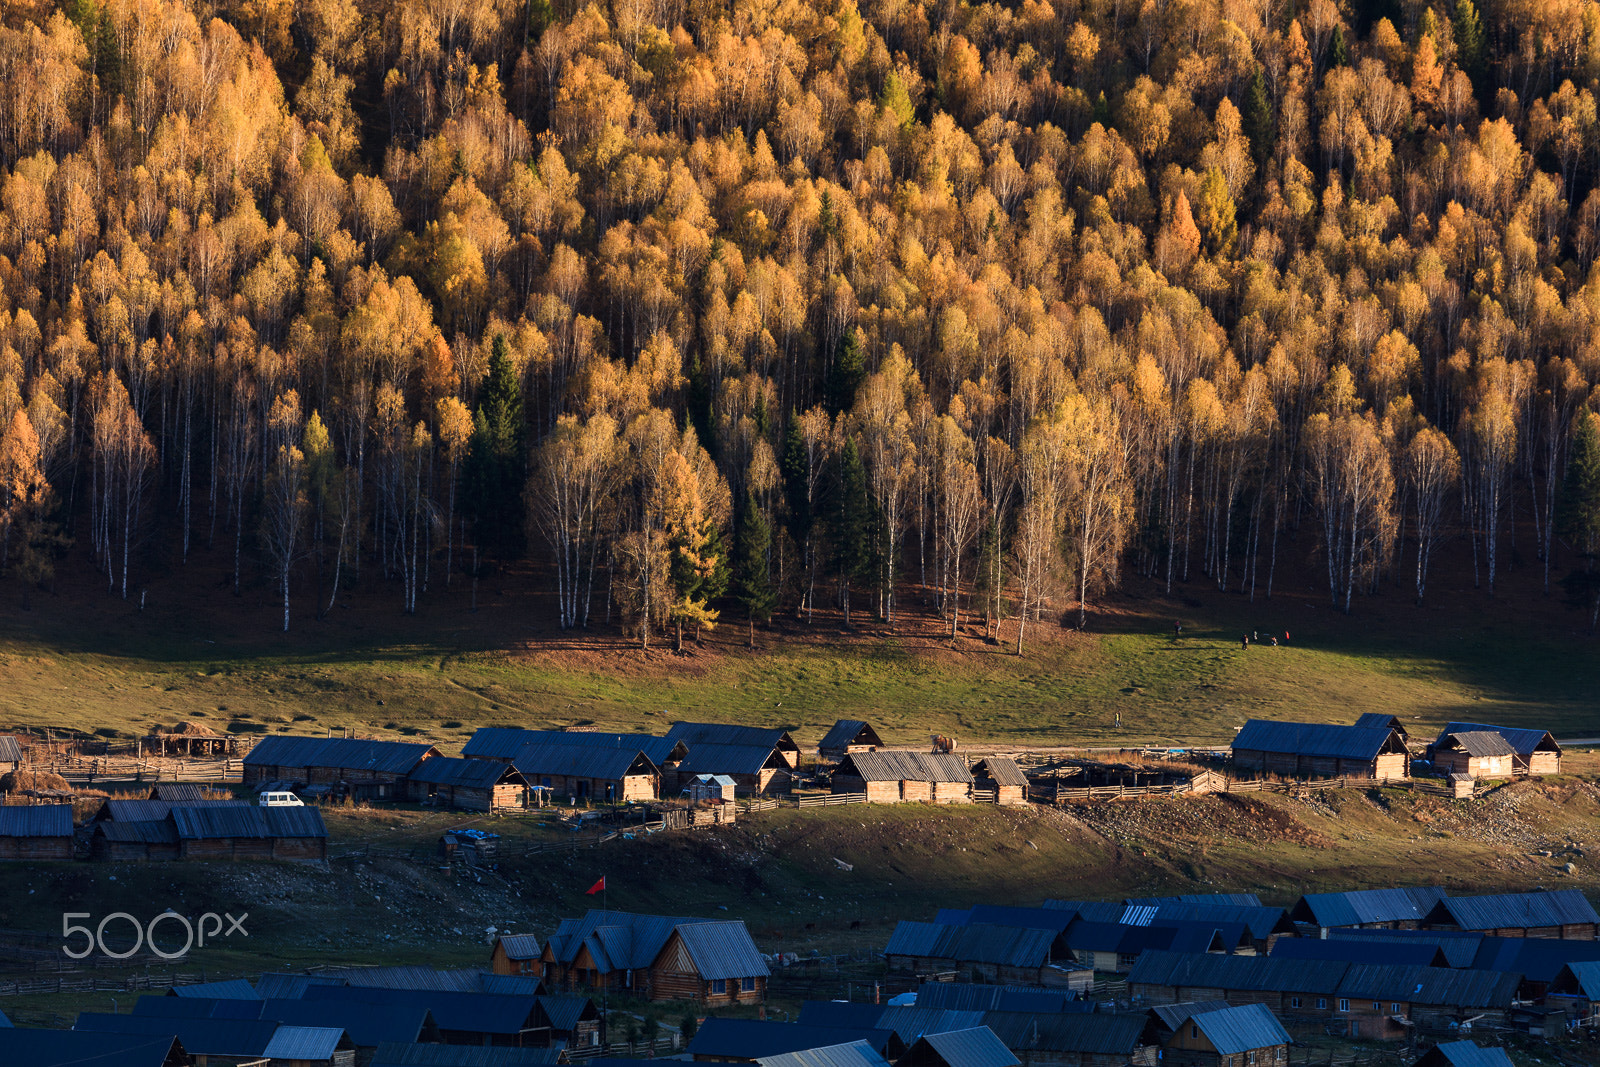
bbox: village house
[1062,919,1252,972]
[0,804,73,860]
[0,1029,191,1067]
[666,722,802,768]
[134,992,444,1051]
[91,818,182,861]
[0,735,23,773]
[169,804,329,862]
[1429,733,1517,779]
[1352,714,1410,741]
[1288,888,1447,936]
[981,1012,1160,1067]
[259,1025,358,1067]
[884,921,1092,989]
[511,743,660,802]
[537,994,601,1050]
[685,774,738,803]
[1046,900,1294,956]
[971,758,1030,805]
[490,935,544,977]
[671,743,793,796]
[1149,1002,1291,1067]
[405,758,529,811]
[75,1013,287,1066]
[1229,720,1409,780]
[688,1019,902,1063]
[463,728,688,770]
[1412,1043,1514,1067]
[243,737,439,799]
[832,751,974,803]
[541,910,769,1004]
[817,721,885,761]
[899,1027,1020,1067]
[1421,889,1600,940]
[756,1040,894,1067]
[1541,961,1600,1026]
[313,986,550,1047]
[1428,723,1562,775]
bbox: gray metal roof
[908,1026,1019,1067]
[151,783,209,802]
[667,721,800,753]
[675,741,791,776]
[496,934,542,960]
[756,1039,892,1067]
[0,1029,184,1067]
[1420,1042,1515,1067]
[915,984,1079,1014]
[884,921,1056,968]
[1353,713,1408,738]
[407,757,526,789]
[462,728,541,760]
[0,804,72,837]
[0,736,20,762]
[262,1024,350,1059]
[1231,719,1403,760]
[689,1019,896,1059]
[244,735,438,775]
[1149,1000,1232,1030]
[1439,732,1517,758]
[1270,938,1448,968]
[1291,886,1447,928]
[370,1042,562,1066]
[1426,889,1599,931]
[263,805,329,838]
[95,820,179,844]
[1434,722,1561,757]
[837,752,973,783]
[1184,1004,1290,1054]
[546,910,696,971]
[101,799,177,822]
[536,994,595,1032]
[172,804,270,838]
[674,920,771,979]
[465,728,686,766]
[911,1028,1019,1067]
[315,986,540,1036]
[971,758,1028,787]
[819,721,884,752]
[511,743,658,782]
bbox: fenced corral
[1027,773,1489,805]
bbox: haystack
[0,768,72,793]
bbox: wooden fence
[1029,774,1486,805]
[796,792,867,808]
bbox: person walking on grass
[1173,621,1182,641]
[1242,634,1249,650]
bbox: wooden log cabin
[405,758,529,811]
[832,752,973,803]
[1288,887,1447,937]
[0,803,74,860]
[666,722,802,769]
[91,818,181,861]
[817,721,885,761]
[511,743,660,802]
[463,728,688,772]
[672,742,793,796]
[1430,732,1516,779]
[1229,720,1408,780]
[979,1013,1160,1067]
[1149,1003,1291,1067]
[971,758,1029,805]
[1428,722,1562,775]
[169,804,328,861]
[899,1027,1020,1067]
[491,934,545,977]
[541,910,769,1004]
[0,734,21,773]
[1421,889,1600,940]
[243,737,440,799]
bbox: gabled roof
[1231,719,1404,760]
[262,1025,351,1060]
[980,1012,1152,1055]
[1417,1041,1515,1067]
[819,721,884,752]
[497,934,542,961]
[1438,732,1517,758]
[1434,722,1561,757]
[0,804,72,837]
[462,728,542,761]
[1149,1000,1232,1031]
[672,921,771,978]
[667,721,800,754]
[100,799,178,822]
[370,1042,563,1066]
[936,906,1076,934]
[244,736,438,775]
[1183,1004,1291,1054]
[536,994,597,1032]
[1291,886,1447,928]
[689,1018,897,1059]
[837,752,972,784]
[171,804,271,839]
[316,986,542,1036]
[1128,951,1349,996]
[1270,938,1449,968]
[873,1007,989,1043]
[150,783,209,802]
[170,978,259,999]
[0,1029,185,1067]
[1353,713,1408,739]
[95,819,180,844]
[465,728,687,766]
[261,999,438,1046]
[884,922,1056,968]
[408,757,527,789]
[254,973,347,999]
[1424,889,1600,931]
[546,910,695,971]
[675,742,792,776]
[1549,960,1600,997]
[1468,935,1600,982]
[511,743,659,782]
[0,736,21,762]
[1327,929,1483,967]
[905,1026,1020,1067]
[915,984,1080,1014]
[75,1011,279,1056]
[756,1039,893,1067]
[971,758,1028,787]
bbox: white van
[258,791,305,807]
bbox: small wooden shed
[971,758,1029,805]
[405,758,529,811]
[0,803,74,860]
[818,721,885,761]
[1430,722,1562,776]
[0,735,22,773]
[686,774,738,803]
[832,752,973,803]
[1432,732,1516,779]
[170,803,328,862]
[91,819,181,861]
[491,934,545,977]
[1230,720,1408,779]
[243,736,439,797]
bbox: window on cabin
[741,977,756,992]
[1391,1003,1401,1014]
[711,979,727,995]
[1289,997,1301,1009]
[1372,1001,1381,1012]
[1248,1052,1256,1065]
[1339,999,1349,1012]
[1191,1025,1199,1039]
[1316,999,1327,1010]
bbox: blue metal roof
[1425,889,1599,931]
[756,1039,893,1067]
[979,1012,1152,1055]
[907,1026,1020,1067]
[262,1025,351,1060]
[798,1002,894,1031]
[1231,719,1403,760]
[315,985,541,1036]
[547,910,693,970]
[75,1011,278,1056]
[1469,936,1600,981]
[0,1029,184,1067]
[673,920,771,979]
[1327,929,1482,967]
[1184,1004,1290,1055]
[1291,886,1446,927]
[884,922,1057,968]
[914,984,1081,1014]
[536,994,596,1032]
[0,804,72,836]
[1126,894,1264,908]
[689,1019,897,1059]
[1272,937,1449,967]
[511,743,659,782]
[1421,1041,1515,1067]
[244,735,437,774]
[170,978,259,999]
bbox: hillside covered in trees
[2,0,1600,646]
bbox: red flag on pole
[586,876,606,895]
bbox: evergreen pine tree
[1329,25,1350,68]
[1453,0,1487,93]
[1242,65,1275,177]
[1559,411,1600,556]
[834,437,875,626]
[828,330,866,415]
[463,335,526,557]
[781,414,811,544]
[732,491,777,646]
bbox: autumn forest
[1,0,1599,649]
